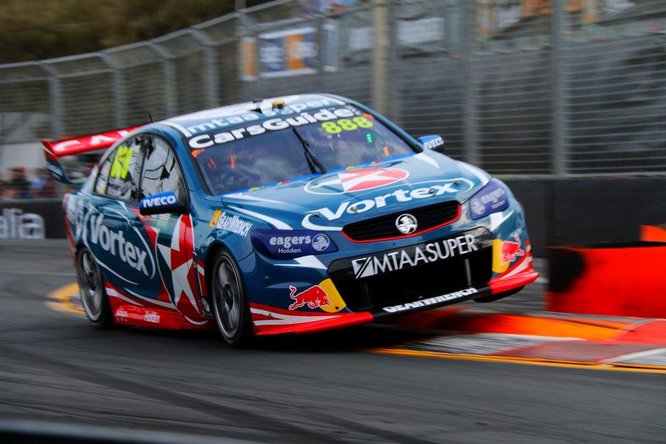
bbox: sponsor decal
[303,178,474,227]
[141,192,177,209]
[492,233,526,274]
[115,309,128,319]
[288,285,331,310]
[305,167,409,195]
[320,116,374,135]
[501,233,525,263]
[0,208,45,239]
[395,213,418,235]
[382,288,478,313]
[350,231,486,279]
[144,311,160,323]
[209,209,222,227]
[66,197,86,241]
[183,97,345,135]
[312,234,331,252]
[251,229,337,258]
[50,127,140,156]
[470,179,508,219]
[110,145,133,179]
[188,106,356,148]
[422,136,444,150]
[88,214,151,275]
[215,212,252,236]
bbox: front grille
[343,200,460,242]
[329,228,493,313]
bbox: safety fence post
[371,0,390,115]
[190,29,220,109]
[551,0,567,176]
[147,42,177,117]
[40,62,63,138]
[98,52,125,129]
[461,0,479,166]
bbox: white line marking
[602,347,666,364]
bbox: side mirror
[140,191,186,216]
[417,135,445,152]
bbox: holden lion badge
[395,213,418,235]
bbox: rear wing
[41,126,141,184]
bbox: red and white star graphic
[157,215,200,315]
[306,167,409,194]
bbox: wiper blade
[292,127,326,174]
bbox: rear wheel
[211,251,253,347]
[77,247,112,328]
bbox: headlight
[468,179,509,219]
[251,229,338,259]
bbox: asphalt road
[0,240,664,443]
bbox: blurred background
[1,0,665,249]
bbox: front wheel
[211,251,253,347]
[77,247,112,328]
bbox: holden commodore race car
[43,93,538,346]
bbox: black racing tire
[211,250,253,347]
[76,247,113,328]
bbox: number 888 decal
[322,117,373,135]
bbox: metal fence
[2,0,666,178]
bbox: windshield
[192,106,417,195]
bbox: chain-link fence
[2,0,666,195]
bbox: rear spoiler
[41,126,142,184]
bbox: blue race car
[43,94,538,346]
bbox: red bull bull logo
[501,233,524,264]
[288,285,331,310]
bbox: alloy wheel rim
[79,250,103,321]
[214,259,241,337]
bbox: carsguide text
[188,107,356,148]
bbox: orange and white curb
[46,282,84,316]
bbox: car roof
[160,93,349,139]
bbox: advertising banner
[0,200,65,239]
[242,27,318,80]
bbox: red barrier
[547,243,666,318]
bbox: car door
[87,136,162,300]
[138,135,204,317]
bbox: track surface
[1,240,665,443]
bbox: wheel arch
[203,239,254,294]
[204,241,233,298]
